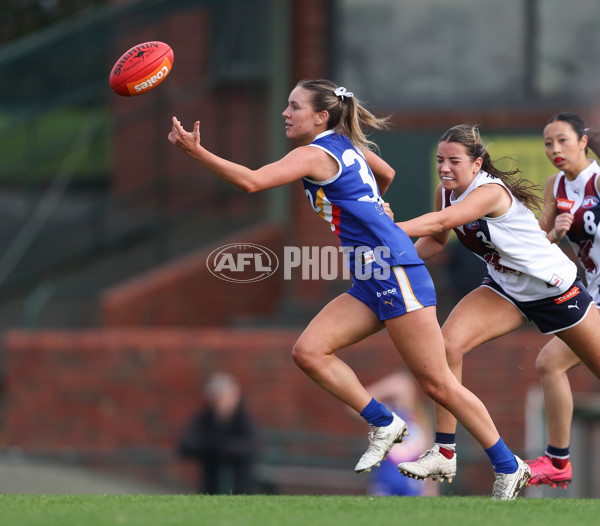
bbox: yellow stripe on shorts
[393,266,424,312]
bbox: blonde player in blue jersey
[395,123,600,491]
[168,79,529,499]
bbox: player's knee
[535,347,558,378]
[291,340,319,373]
[415,377,450,406]
[443,335,465,366]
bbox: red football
[109,41,174,96]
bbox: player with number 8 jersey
[553,157,600,294]
[523,112,600,489]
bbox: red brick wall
[3,326,599,493]
[2,328,380,448]
[102,223,284,327]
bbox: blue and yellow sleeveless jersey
[302,130,422,272]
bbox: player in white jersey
[168,81,529,499]
[526,112,600,489]
[442,170,576,302]
[394,124,600,489]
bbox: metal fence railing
[0,0,271,298]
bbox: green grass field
[1,494,600,526]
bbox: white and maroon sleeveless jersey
[442,170,576,301]
[554,160,600,302]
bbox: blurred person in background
[524,112,600,489]
[168,79,530,500]
[394,123,600,489]
[178,372,258,494]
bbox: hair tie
[334,86,354,101]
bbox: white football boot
[397,444,457,483]
[491,456,531,500]
[354,413,408,473]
